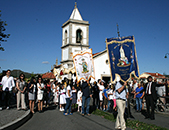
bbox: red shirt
[46,84,51,92]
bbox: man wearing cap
[115,79,129,130]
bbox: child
[71,85,77,112]
[59,84,66,111]
[108,85,116,112]
[53,82,60,107]
[103,84,109,111]
[77,87,83,112]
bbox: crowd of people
[0,69,169,130]
[0,70,118,115]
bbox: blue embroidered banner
[106,36,139,82]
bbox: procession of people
[0,69,169,130]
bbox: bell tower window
[76,29,82,43]
[65,30,67,45]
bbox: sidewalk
[0,107,31,130]
[128,107,169,129]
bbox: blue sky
[0,0,169,75]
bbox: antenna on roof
[116,23,120,38]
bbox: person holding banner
[115,80,129,130]
[81,80,92,116]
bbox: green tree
[0,10,10,51]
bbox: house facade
[91,50,111,83]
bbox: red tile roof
[144,72,166,79]
[92,52,100,56]
[42,72,55,79]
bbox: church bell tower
[61,2,90,69]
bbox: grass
[92,109,168,130]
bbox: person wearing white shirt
[64,80,73,116]
[37,76,44,113]
[131,79,138,94]
[115,80,129,130]
[156,80,166,111]
[98,80,104,110]
[108,85,116,112]
[1,70,15,109]
[53,82,60,106]
[59,84,66,111]
[77,88,83,112]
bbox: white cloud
[42,61,49,64]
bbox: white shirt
[115,81,128,100]
[146,82,152,94]
[77,90,83,100]
[99,84,104,92]
[65,85,72,98]
[37,83,44,94]
[157,85,166,96]
[108,89,116,100]
[133,82,138,90]
[60,88,66,95]
[53,84,60,93]
[1,76,15,91]
[52,84,56,93]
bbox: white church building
[53,3,111,83]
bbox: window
[65,30,67,45]
[76,29,82,43]
[106,59,109,64]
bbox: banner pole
[116,23,120,37]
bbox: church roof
[93,49,107,58]
[42,72,55,79]
[144,72,165,79]
[139,72,166,79]
[69,2,83,21]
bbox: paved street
[17,106,132,130]
[1,104,169,130]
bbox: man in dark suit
[138,76,163,120]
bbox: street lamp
[164,53,169,58]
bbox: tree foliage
[0,10,10,51]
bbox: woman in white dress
[99,80,105,110]
[59,84,66,111]
[53,82,60,106]
[77,87,83,112]
[37,76,44,112]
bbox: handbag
[13,87,18,93]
